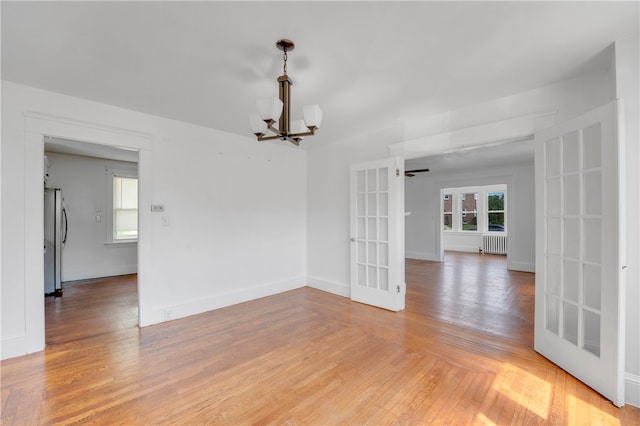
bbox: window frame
[106,166,138,244]
[441,184,507,234]
[486,190,506,233]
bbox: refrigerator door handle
[62,208,68,245]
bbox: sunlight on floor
[492,363,552,420]
[568,394,621,426]
[474,413,498,425]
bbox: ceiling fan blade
[404,168,430,176]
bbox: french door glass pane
[583,264,601,310]
[547,218,561,255]
[546,295,559,335]
[563,175,580,215]
[367,242,377,264]
[367,170,377,192]
[546,255,561,296]
[563,260,580,303]
[583,123,601,169]
[584,171,602,215]
[367,218,377,240]
[358,264,366,287]
[367,194,377,216]
[367,265,378,288]
[379,267,389,291]
[583,310,601,357]
[378,167,388,191]
[379,218,388,242]
[546,178,562,216]
[563,302,579,345]
[379,193,388,216]
[563,218,580,259]
[563,131,580,173]
[379,243,389,267]
[584,219,602,263]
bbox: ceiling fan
[404,168,430,177]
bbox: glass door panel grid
[544,123,603,357]
[356,167,390,291]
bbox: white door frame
[23,112,153,354]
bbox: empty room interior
[1,1,639,424]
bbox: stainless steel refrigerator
[44,188,67,296]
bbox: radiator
[483,234,507,255]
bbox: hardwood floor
[45,274,139,345]
[2,253,638,424]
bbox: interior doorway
[43,136,140,345]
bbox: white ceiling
[405,138,534,176]
[2,1,637,153]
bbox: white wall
[405,161,534,272]
[1,81,307,359]
[45,152,138,281]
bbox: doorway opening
[403,141,535,340]
[43,136,140,345]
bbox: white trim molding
[626,372,640,408]
[388,111,557,160]
[9,112,154,359]
[145,277,306,326]
[307,276,350,298]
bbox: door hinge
[397,285,401,294]
[396,168,400,177]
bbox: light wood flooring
[1,253,638,424]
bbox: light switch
[161,216,170,226]
[95,215,102,222]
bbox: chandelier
[249,39,322,146]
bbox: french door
[534,101,625,406]
[349,158,405,311]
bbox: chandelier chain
[283,51,288,74]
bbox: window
[113,176,138,240]
[443,194,452,230]
[461,193,478,231]
[107,167,138,243]
[487,191,505,232]
[442,185,507,233]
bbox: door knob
[350,237,355,242]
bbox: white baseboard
[445,246,480,253]
[307,276,350,297]
[405,251,442,262]
[1,334,46,360]
[64,264,138,282]
[507,260,535,273]
[626,372,640,408]
[140,276,306,327]
[1,335,27,360]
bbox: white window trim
[106,166,138,244]
[442,184,507,234]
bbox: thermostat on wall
[151,204,165,212]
